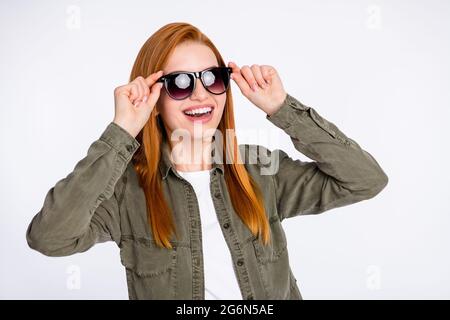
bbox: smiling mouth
[183,106,214,117]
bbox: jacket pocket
[251,217,291,299]
[119,238,177,299]
[252,216,288,264]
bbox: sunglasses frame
[155,66,232,100]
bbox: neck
[168,137,214,172]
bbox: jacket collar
[158,133,224,180]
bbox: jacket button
[223,223,230,229]
[214,191,221,198]
[237,259,244,266]
[126,144,133,152]
[247,294,254,300]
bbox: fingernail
[143,95,148,102]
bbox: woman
[26,22,389,300]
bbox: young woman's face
[157,42,226,141]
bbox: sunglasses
[155,66,232,100]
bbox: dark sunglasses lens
[202,67,229,94]
[166,73,194,99]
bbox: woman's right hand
[113,70,164,138]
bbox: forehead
[164,42,219,73]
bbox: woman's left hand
[228,62,287,116]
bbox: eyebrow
[165,65,219,75]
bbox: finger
[130,81,143,105]
[128,83,140,103]
[135,77,149,105]
[228,61,241,77]
[138,77,150,97]
[138,79,150,105]
[145,70,164,87]
[251,64,268,89]
[228,61,246,84]
[240,65,259,92]
[114,85,126,98]
[261,66,274,85]
[228,61,252,94]
[145,82,163,107]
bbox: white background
[1,0,449,299]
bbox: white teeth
[184,107,212,115]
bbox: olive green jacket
[26,93,388,300]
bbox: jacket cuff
[265,93,309,129]
[265,93,352,145]
[99,122,141,161]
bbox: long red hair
[130,22,270,249]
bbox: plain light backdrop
[1,0,449,299]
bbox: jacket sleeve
[26,122,140,257]
[263,93,389,221]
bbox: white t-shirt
[177,169,243,300]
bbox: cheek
[163,107,181,126]
[214,99,226,119]
[160,93,176,115]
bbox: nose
[190,77,208,100]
